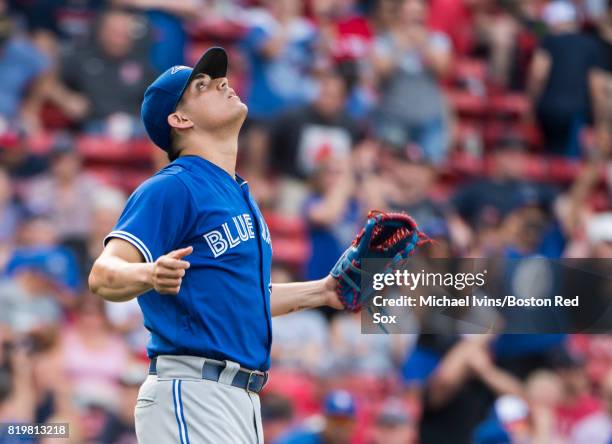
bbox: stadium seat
[446,89,488,118]
[87,165,151,193]
[263,369,319,417]
[488,93,531,119]
[446,57,488,91]
[77,136,155,165]
[40,102,74,130]
[483,122,543,151]
[263,212,310,268]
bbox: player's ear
[167,111,194,130]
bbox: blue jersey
[104,155,273,371]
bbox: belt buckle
[246,370,268,394]
[246,370,257,394]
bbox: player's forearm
[89,256,154,302]
[270,279,330,316]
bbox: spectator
[302,156,362,280]
[555,353,603,438]
[570,368,612,443]
[525,370,565,443]
[473,395,532,444]
[271,262,331,373]
[0,249,72,337]
[84,186,126,279]
[241,0,318,120]
[528,0,602,156]
[562,213,612,330]
[368,398,416,444]
[72,390,120,444]
[4,243,81,296]
[0,167,21,267]
[312,0,373,64]
[37,294,130,406]
[11,0,107,44]
[237,121,278,210]
[261,394,294,444]
[426,0,475,56]
[404,335,523,444]
[104,298,146,356]
[13,215,58,248]
[278,390,357,444]
[311,0,376,120]
[270,67,360,179]
[0,342,36,443]
[272,309,330,374]
[585,213,612,258]
[371,0,452,165]
[451,135,558,256]
[97,362,146,444]
[271,258,329,375]
[0,6,51,131]
[44,8,156,135]
[497,190,559,257]
[592,0,612,151]
[554,153,603,257]
[378,141,447,234]
[23,134,105,244]
[0,135,49,178]
[329,310,411,376]
[112,0,206,72]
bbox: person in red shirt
[310,0,374,63]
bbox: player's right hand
[151,246,193,295]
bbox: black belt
[148,357,268,394]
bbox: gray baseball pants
[134,355,264,444]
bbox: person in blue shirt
[88,47,343,444]
[277,390,357,444]
[0,12,50,128]
[241,0,317,120]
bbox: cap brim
[170,47,228,124]
[189,47,228,83]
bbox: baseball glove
[330,210,428,312]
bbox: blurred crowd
[0,0,611,443]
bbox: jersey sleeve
[104,173,195,262]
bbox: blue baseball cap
[6,246,81,292]
[324,390,356,417]
[141,47,228,151]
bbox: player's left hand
[322,275,344,310]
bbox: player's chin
[235,101,248,118]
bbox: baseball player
[88,47,344,444]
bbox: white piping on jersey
[106,230,153,263]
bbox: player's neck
[178,133,238,178]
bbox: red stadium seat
[77,136,155,166]
[186,20,248,43]
[590,190,611,211]
[522,155,548,179]
[548,157,582,183]
[262,369,319,417]
[488,93,531,119]
[444,150,485,177]
[484,122,543,151]
[445,57,488,91]
[40,102,74,130]
[26,131,56,155]
[446,89,488,118]
[263,212,310,268]
[87,165,152,193]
